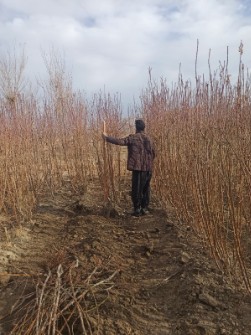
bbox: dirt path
[0,185,251,334]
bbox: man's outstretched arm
[102,133,129,146]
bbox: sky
[0,0,251,107]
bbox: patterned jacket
[106,131,155,171]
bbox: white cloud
[0,0,250,107]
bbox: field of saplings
[0,47,251,334]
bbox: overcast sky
[0,0,251,107]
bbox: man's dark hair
[135,119,145,131]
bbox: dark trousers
[131,171,152,210]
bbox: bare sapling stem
[102,120,109,202]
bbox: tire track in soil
[0,190,251,334]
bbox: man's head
[135,119,145,132]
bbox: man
[102,119,155,217]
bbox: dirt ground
[0,179,251,335]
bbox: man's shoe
[141,207,150,215]
[131,208,141,217]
